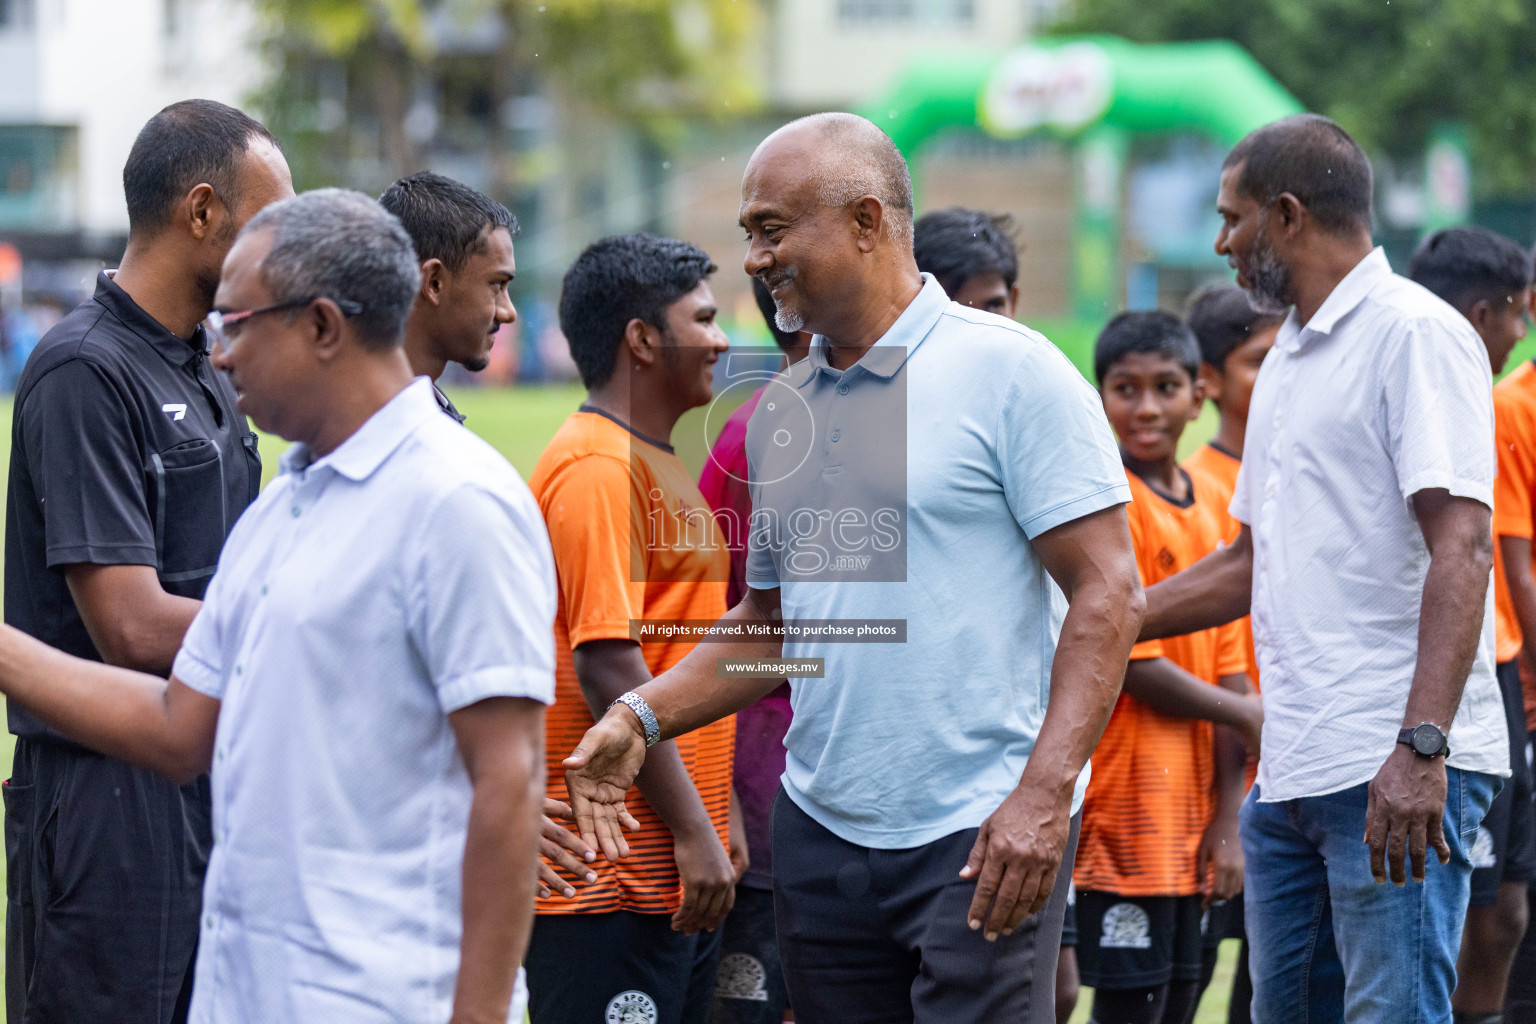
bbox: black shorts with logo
[1076,892,1206,990]
[1470,660,1536,906]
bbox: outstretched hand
[563,706,648,861]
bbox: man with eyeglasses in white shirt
[0,188,556,1024]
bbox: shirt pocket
[149,438,226,587]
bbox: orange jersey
[1183,442,1260,790]
[529,411,734,915]
[1075,469,1250,897]
[1493,362,1536,726]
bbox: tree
[1052,0,1536,197]
[248,0,762,192]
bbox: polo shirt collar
[93,270,209,367]
[281,377,440,482]
[1295,247,1391,341]
[798,273,948,387]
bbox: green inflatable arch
[858,35,1304,320]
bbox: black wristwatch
[1397,723,1450,758]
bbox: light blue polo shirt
[744,274,1130,849]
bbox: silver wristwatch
[612,691,661,747]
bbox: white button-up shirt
[1233,248,1508,802]
[172,378,556,1023]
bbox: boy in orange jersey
[1409,226,1536,1024]
[1181,284,1281,1024]
[1079,312,1263,1024]
[525,235,739,1024]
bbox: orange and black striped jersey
[529,411,734,916]
[1494,362,1536,668]
[1075,468,1249,897]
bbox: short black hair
[559,234,717,390]
[1223,114,1373,237]
[1185,284,1286,369]
[752,277,800,352]
[377,172,518,271]
[123,99,279,237]
[1408,227,1534,314]
[912,207,1020,293]
[1094,310,1200,386]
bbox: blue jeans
[1239,769,1499,1024]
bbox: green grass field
[0,382,1240,1022]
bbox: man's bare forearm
[1141,529,1253,641]
[635,589,788,742]
[1403,510,1493,731]
[1020,556,1143,801]
[1122,659,1253,729]
[452,700,546,1024]
[0,624,210,780]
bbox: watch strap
[613,691,661,748]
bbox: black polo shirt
[4,271,260,740]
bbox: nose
[743,235,772,278]
[496,292,517,326]
[1133,388,1161,420]
[1214,223,1231,258]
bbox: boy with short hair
[1409,226,1536,1024]
[913,206,1021,317]
[526,234,737,1024]
[1078,311,1262,1024]
[1182,283,1282,1024]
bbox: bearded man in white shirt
[1139,114,1509,1024]
[0,188,556,1024]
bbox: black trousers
[772,789,1078,1024]
[5,738,211,1024]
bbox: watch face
[1411,724,1443,755]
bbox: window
[836,0,975,26]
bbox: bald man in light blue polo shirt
[563,112,1144,1024]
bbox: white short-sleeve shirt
[172,378,556,1023]
[1231,248,1508,801]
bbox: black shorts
[1076,892,1205,990]
[526,910,718,1024]
[711,883,789,1024]
[1470,661,1536,906]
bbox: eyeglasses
[206,296,364,343]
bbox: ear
[185,183,219,242]
[1189,373,1209,418]
[419,258,447,307]
[1272,192,1306,238]
[621,317,661,370]
[1467,298,1496,338]
[1005,284,1020,320]
[308,298,351,363]
[852,197,884,253]
[1195,361,1223,406]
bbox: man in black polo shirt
[4,99,292,1024]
